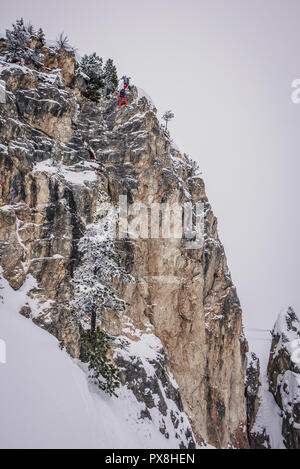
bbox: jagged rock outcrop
[267,307,300,449]
[245,351,263,447]
[0,38,249,448]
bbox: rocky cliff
[0,38,249,448]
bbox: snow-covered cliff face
[267,307,300,448]
[0,40,249,448]
[245,307,300,449]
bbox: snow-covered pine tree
[5,18,30,63]
[103,58,118,97]
[79,53,104,100]
[80,53,103,83]
[37,28,46,47]
[5,19,45,65]
[71,192,132,396]
[81,330,121,396]
[71,191,131,332]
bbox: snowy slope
[0,274,202,449]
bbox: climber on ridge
[122,75,131,89]
[118,88,128,107]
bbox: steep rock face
[267,307,300,449]
[0,44,248,448]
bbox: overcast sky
[1,0,299,331]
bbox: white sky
[1,0,300,330]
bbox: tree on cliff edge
[6,19,45,65]
[79,53,104,100]
[103,58,118,96]
[5,18,30,63]
[162,110,175,130]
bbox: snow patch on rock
[33,158,98,186]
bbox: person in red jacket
[118,88,128,107]
[122,75,130,89]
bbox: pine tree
[5,18,30,63]
[37,28,46,47]
[71,192,131,332]
[70,192,133,397]
[5,19,45,64]
[162,110,175,130]
[15,18,26,33]
[103,58,118,96]
[81,330,120,397]
[79,53,104,100]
